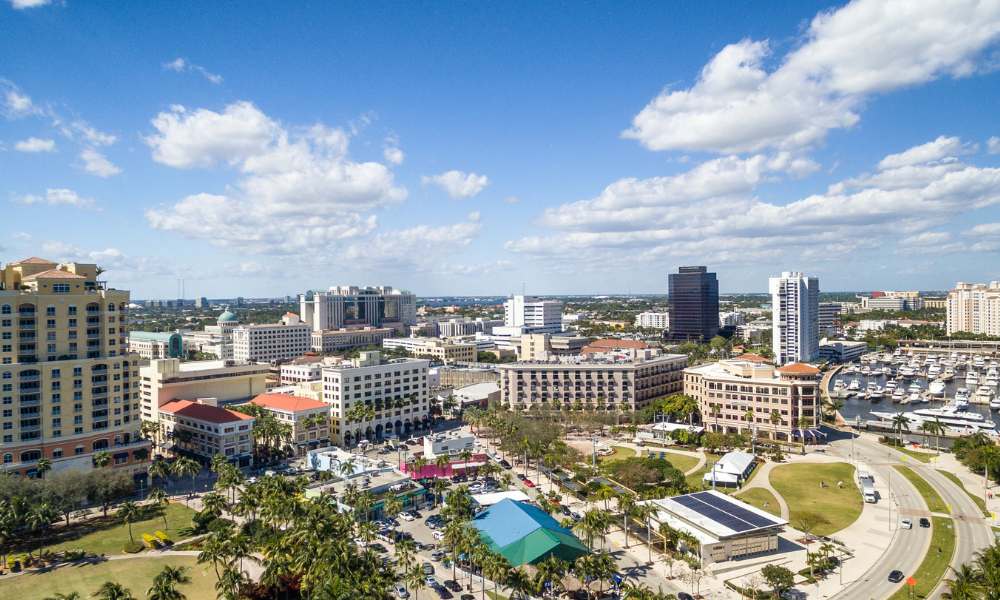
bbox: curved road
[829,435,992,599]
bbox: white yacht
[942,368,956,381]
[899,366,916,378]
[928,380,946,397]
[907,392,922,404]
[892,388,906,403]
[870,386,885,401]
[872,404,998,434]
[908,382,923,393]
[974,356,986,368]
[991,397,1000,410]
[967,371,980,386]
[885,379,898,391]
[955,387,971,403]
[848,379,862,391]
[928,364,942,377]
[976,386,994,404]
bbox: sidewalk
[932,452,999,524]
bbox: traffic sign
[907,576,916,586]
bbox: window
[53,284,71,293]
[46,306,56,316]
[0,305,9,315]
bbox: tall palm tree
[483,552,512,599]
[618,493,637,548]
[891,413,911,445]
[92,581,135,600]
[148,460,171,485]
[147,487,170,531]
[924,419,947,453]
[117,501,141,545]
[148,565,190,600]
[533,555,567,598]
[171,457,200,501]
[93,450,111,469]
[506,567,534,600]
[36,457,52,479]
[942,563,980,599]
[404,562,426,600]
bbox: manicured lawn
[598,446,637,463]
[880,440,936,463]
[735,487,782,517]
[887,516,955,600]
[937,470,991,517]
[685,453,721,490]
[642,448,700,474]
[894,465,949,514]
[770,462,862,536]
[39,502,197,556]
[0,555,217,599]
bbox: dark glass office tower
[668,266,720,341]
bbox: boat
[860,365,872,375]
[991,397,1000,410]
[976,387,994,403]
[974,356,986,368]
[899,366,916,378]
[967,371,980,386]
[885,380,898,391]
[848,379,861,392]
[908,382,923,393]
[870,386,884,401]
[942,369,955,381]
[928,380,946,397]
[928,364,942,377]
[908,392,922,404]
[892,388,906,403]
[871,404,998,434]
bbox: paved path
[738,461,790,520]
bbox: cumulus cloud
[80,148,121,177]
[877,135,976,170]
[339,213,482,269]
[422,170,490,199]
[623,0,1000,154]
[382,134,404,165]
[163,57,224,85]
[507,136,1000,268]
[9,0,51,8]
[15,188,95,209]
[989,137,1000,154]
[14,137,55,152]
[145,101,408,254]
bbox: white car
[433,530,445,540]
[900,518,912,529]
[400,512,415,522]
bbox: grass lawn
[880,440,936,464]
[0,555,217,599]
[936,470,990,518]
[598,446,637,464]
[887,516,956,600]
[735,488,782,517]
[643,448,701,474]
[685,453,722,490]
[894,466,949,514]
[770,462,862,536]
[38,502,197,556]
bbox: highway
[829,435,993,599]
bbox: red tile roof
[159,400,254,424]
[582,338,649,354]
[735,353,771,364]
[23,269,86,280]
[12,257,56,265]
[776,363,820,375]
[251,393,328,413]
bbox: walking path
[737,461,790,520]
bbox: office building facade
[0,257,149,479]
[769,272,820,364]
[668,266,719,341]
[139,358,269,426]
[299,286,417,331]
[503,295,563,333]
[232,313,311,363]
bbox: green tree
[93,581,136,600]
[761,565,795,598]
[117,500,141,546]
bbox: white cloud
[383,146,404,165]
[623,0,1000,154]
[340,214,482,268]
[15,188,95,209]
[14,137,55,152]
[3,85,40,118]
[145,101,407,254]
[162,57,224,85]
[877,135,976,170]
[503,196,521,204]
[507,137,1000,267]
[422,170,490,199]
[10,0,51,8]
[989,136,1000,154]
[61,121,116,146]
[80,148,121,177]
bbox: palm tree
[484,552,512,599]
[618,493,637,548]
[93,450,111,469]
[507,567,534,600]
[117,501,141,546]
[942,563,979,599]
[171,457,200,501]
[404,562,426,600]
[924,418,947,453]
[533,555,567,598]
[148,460,171,485]
[147,487,170,531]
[36,457,52,479]
[148,565,190,600]
[93,581,135,600]
[891,413,911,445]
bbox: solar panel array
[671,492,781,534]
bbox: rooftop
[776,362,821,375]
[159,400,254,424]
[251,393,328,412]
[642,490,786,543]
[11,257,56,265]
[23,268,87,280]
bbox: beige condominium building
[139,358,268,429]
[497,349,687,411]
[321,351,430,446]
[250,392,331,455]
[311,326,396,353]
[158,398,255,466]
[382,337,476,364]
[232,313,312,364]
[0,257,149,480]
[683,359,821,443]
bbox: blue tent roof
[471,499,589,565]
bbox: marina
[828,349,1000,437]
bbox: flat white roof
[650,422,705,433]
[471,490,530,506]
[642,490,786,543]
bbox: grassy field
[770,462,862,536]
[642,448,701,474]
[38,502,197,556]
[881,441,936,464]
[735,488,782,517]
[887,516,956,600]
[893,466,949,514]
[937,470,991,518]
[685,453,722,490]
[598,446,637,463]
[0,555,217,599]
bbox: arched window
[20,450,41,463]
[2,454,11,464]
[92,439,109,451]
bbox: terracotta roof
[251,393,328,413]
[23,269,86,280]
[735,353,770,364]
[582,338,649,353]
[159,400,254,424]
[776,363,820,375]
[12,257,56,265]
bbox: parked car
[434,586,452,599]
[516,473,526,481]
[400,512,415,522]
[500,460,512,469]
[888,570,905,583]
[431,550,446,561]
[900,518,912,529]
[523,479,535,488]
[422,562,435,575]
[919,518,931,528]
[395,584,410,599]
[444,580,462,592]
[433,531,445,541]
[560,505,572,516]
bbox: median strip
[936,470,991,518]
[893,465,949,514]
[887,516,955,600]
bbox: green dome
[217,307,238,323]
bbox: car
[677,594,695,600]
[434,587,453,599]
[444,580,462,592]
[433,531,446,540]
[919,518,931,528]
[422,562,435,575]
[500,460,512,470]
[246,476,258,484]
[516,473,526,481]
[560,505,572,516]
[460,595,475,600]
[900,518,912,529]
[888,570,905,583]
[431,550,446,561]
[425,576,437,586]
[400,512,415,522]
[523,479,535,488]
[395,584,410,599]
[369,543,389,554]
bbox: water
[828,358,998,423]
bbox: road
[829,435,993,600]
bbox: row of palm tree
[43,565,191,600]
[944,540,1000,599]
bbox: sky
[1,0,1000,299]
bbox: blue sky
[2,0,999,299]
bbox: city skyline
[3,1,1000,298]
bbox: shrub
[122,540,145,553]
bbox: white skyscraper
[503,295,563,333]
[769,272,820,365]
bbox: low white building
[703,451,756,487]
[451,382,500,409]
[819,339,868,363]
[422,431,476,459]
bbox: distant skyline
[3,1,1000,298]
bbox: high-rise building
[818,302,842,335]
[231,313,311,363]
[0,257,149,480]
[299,286,417,332]
[668,266,720,341]
[502,295,563,333]
[769,272,820,365]
[946,282,1000,335]
[634,311,670,330]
